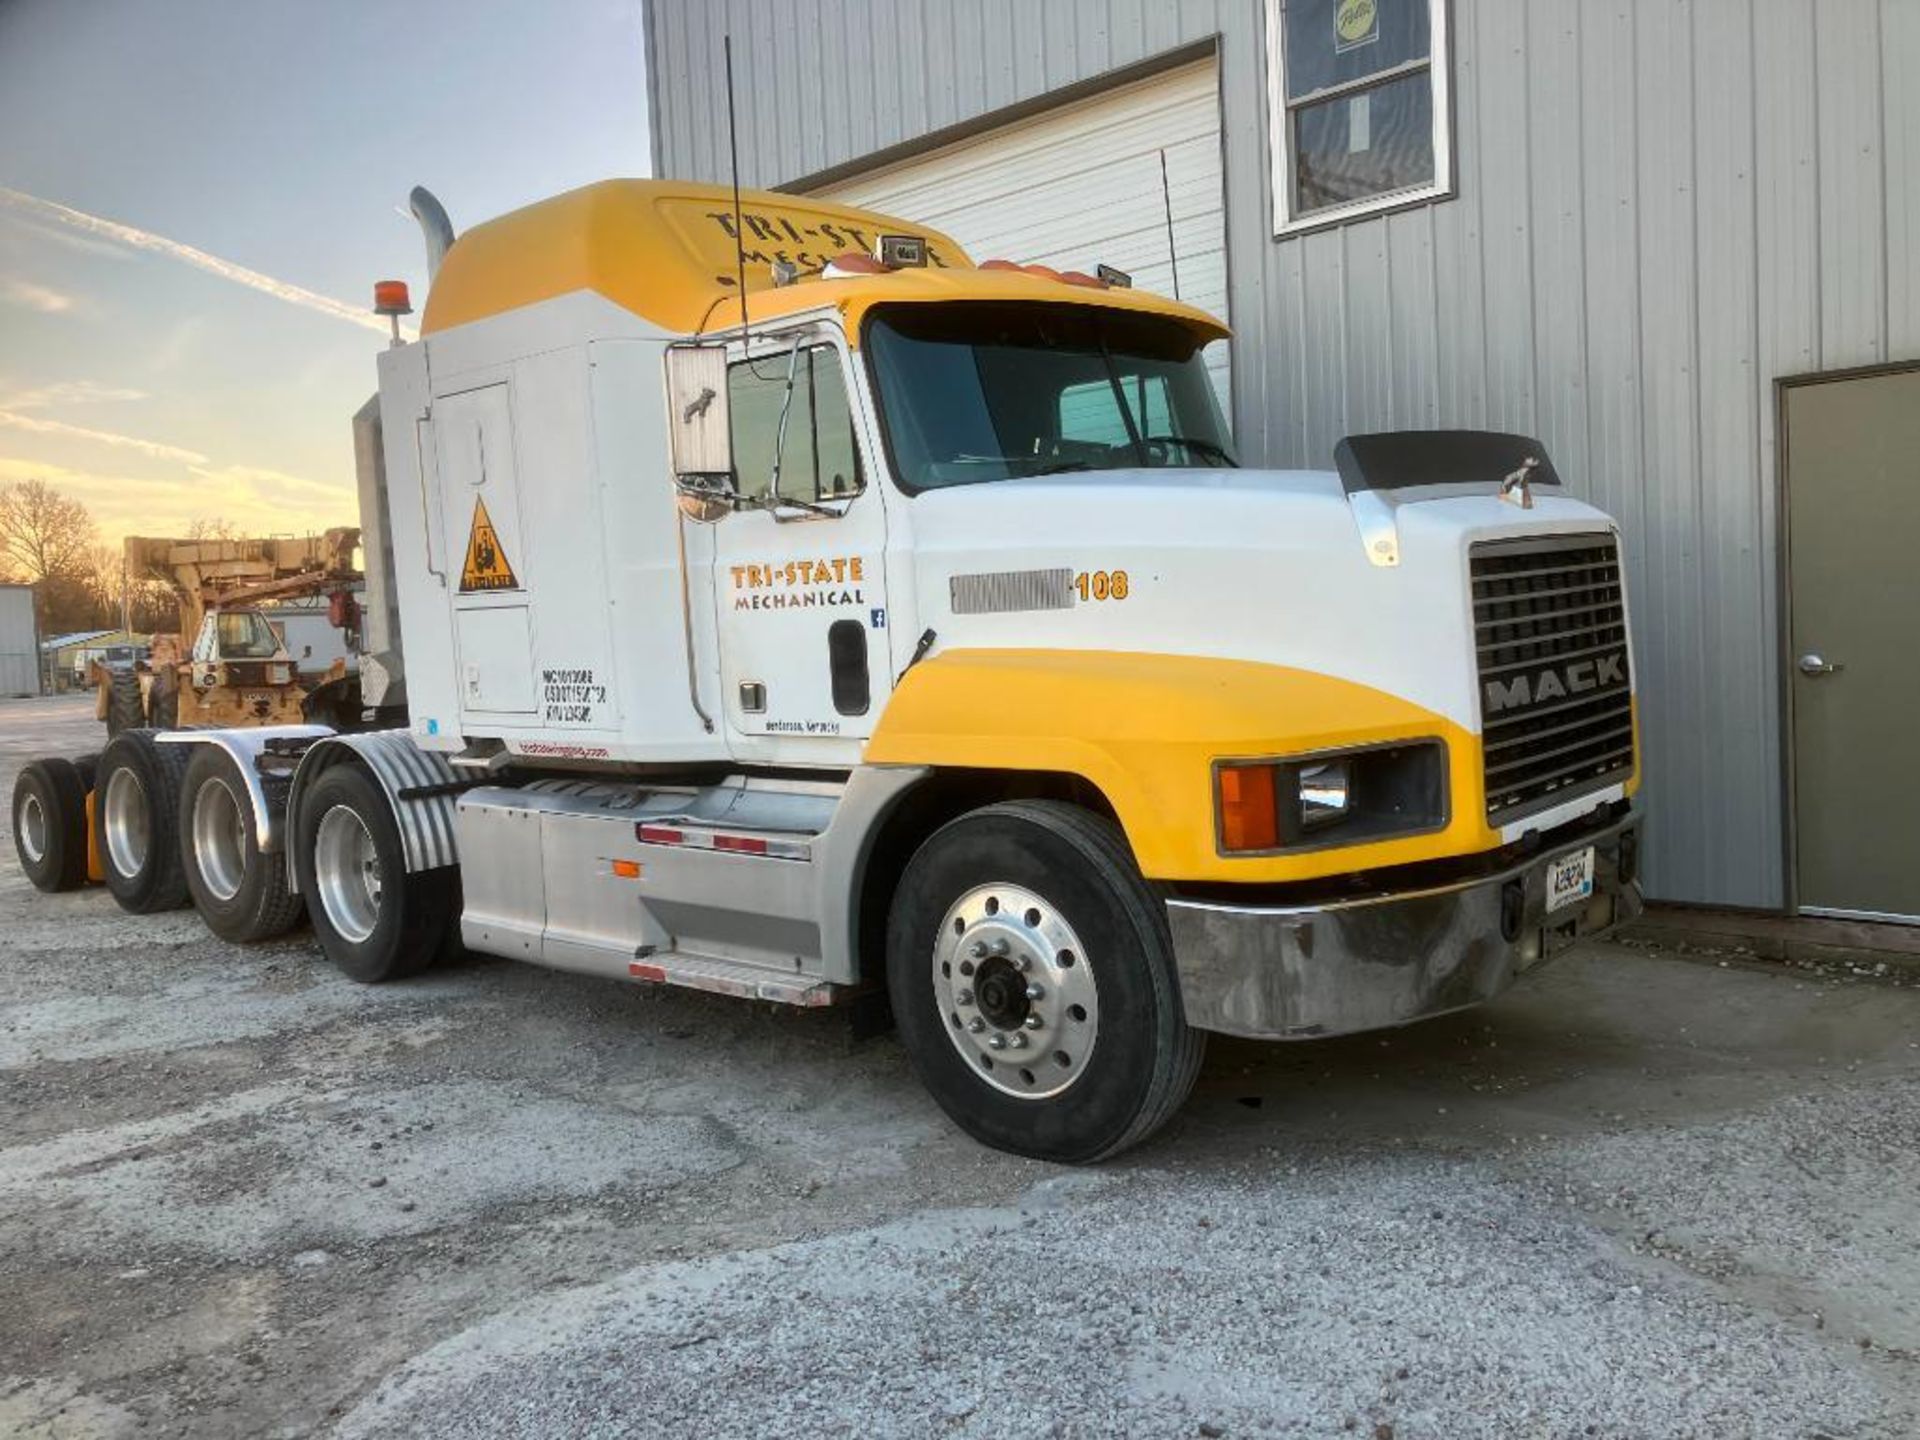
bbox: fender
[287,729,463,885]
[863,649,1496,884]
[155,725,331,852]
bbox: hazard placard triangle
[460,497,519,592]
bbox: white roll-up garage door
[811,59,1230,414]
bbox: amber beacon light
[373,279,412,345]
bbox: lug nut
[968,941,987,959]
[1014,954,1031,971]
[1025,982,1045,1001]
[987,1033,1007,1050]
[1023,1014,1043,1030]
[989,937,1010,957]
[967,1017,986,1033]
[1008,1032,1029,1049]
[955,987,974,1005]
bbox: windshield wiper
[1032,460,1092,475]
[1139,433,1237,466]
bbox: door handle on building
[1797,652,1844,677]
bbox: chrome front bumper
[1166,812,1642,1040]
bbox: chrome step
[627,949,844,1007]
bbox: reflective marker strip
[633,822,810,860]
[630,961,667,982]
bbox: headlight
[1216,741,1448,854]
[1296,760,1350,829]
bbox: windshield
[215,610,282,660]
[865,303,1235,491]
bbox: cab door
[709,331,889,760]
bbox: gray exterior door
[1784,366,1920,921]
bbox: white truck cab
[31,180,1642,1162]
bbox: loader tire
[179,747,304,943]
[13,757,89,892]
[147,685,178,730]
[885,799,1205,1164]
[294,764,454,983]
[94,729,192,913]
[105,671,144,737]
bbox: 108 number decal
[1074,569,1130,602]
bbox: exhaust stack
[409,186,455,280]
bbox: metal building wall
[0,586,39,697]
[645,0,1920,909]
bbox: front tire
[294,764,453,983]
[179,747,304,942]
[94,730,191,913]
[886,800,1204,1163]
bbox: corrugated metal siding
[0,587,38,697]
[646,0,1920,909]
[813,61,1232,409]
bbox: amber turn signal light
[1216,762,1279,853]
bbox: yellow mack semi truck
[11,180,1642,1161]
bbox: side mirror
[665,345,732,521]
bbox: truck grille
[1472,534,1634,824]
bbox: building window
[1266,0,1453,234]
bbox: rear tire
[13,758,89,892]
[179,747,305,942]
[105,671,144,737]
[94,730,191,913]
[294,764,453,983]
[885,799,1204,1164]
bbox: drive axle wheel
[94,730,191,913]
[12,757,89,892]
[886,800,1204,1163]
[179,747,304,942]
[294,764,453,983]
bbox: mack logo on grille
[1484,650,1628,716]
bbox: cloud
[0,455,351,544]
[0,380,148,411]
[2,278,74,314]
[0,410,207,465]
[0,186,403,338]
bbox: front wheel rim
[102,767,150,879]
[192,776,249,902]
[932,882,1099,1100]
[313,804,382,943]
[17,790,47,864]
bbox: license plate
[244,690,275,708]
[1546,846,1596,913]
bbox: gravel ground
[2,693,1917,1438]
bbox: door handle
[1797,652,1844,677]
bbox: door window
[728,344,864,505]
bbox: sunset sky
[0,0,651,545]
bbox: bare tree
[186,516,239,541]
[0,479,97,586]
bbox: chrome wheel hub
[102,767,150,879]
[933,882,1098,1099]
[16,791,46,864]
[314,804,382,944]
[192,776,247,902]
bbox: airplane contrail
[0,186,399,337]
[0,410,209,465]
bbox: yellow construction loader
[96,529,364,734]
